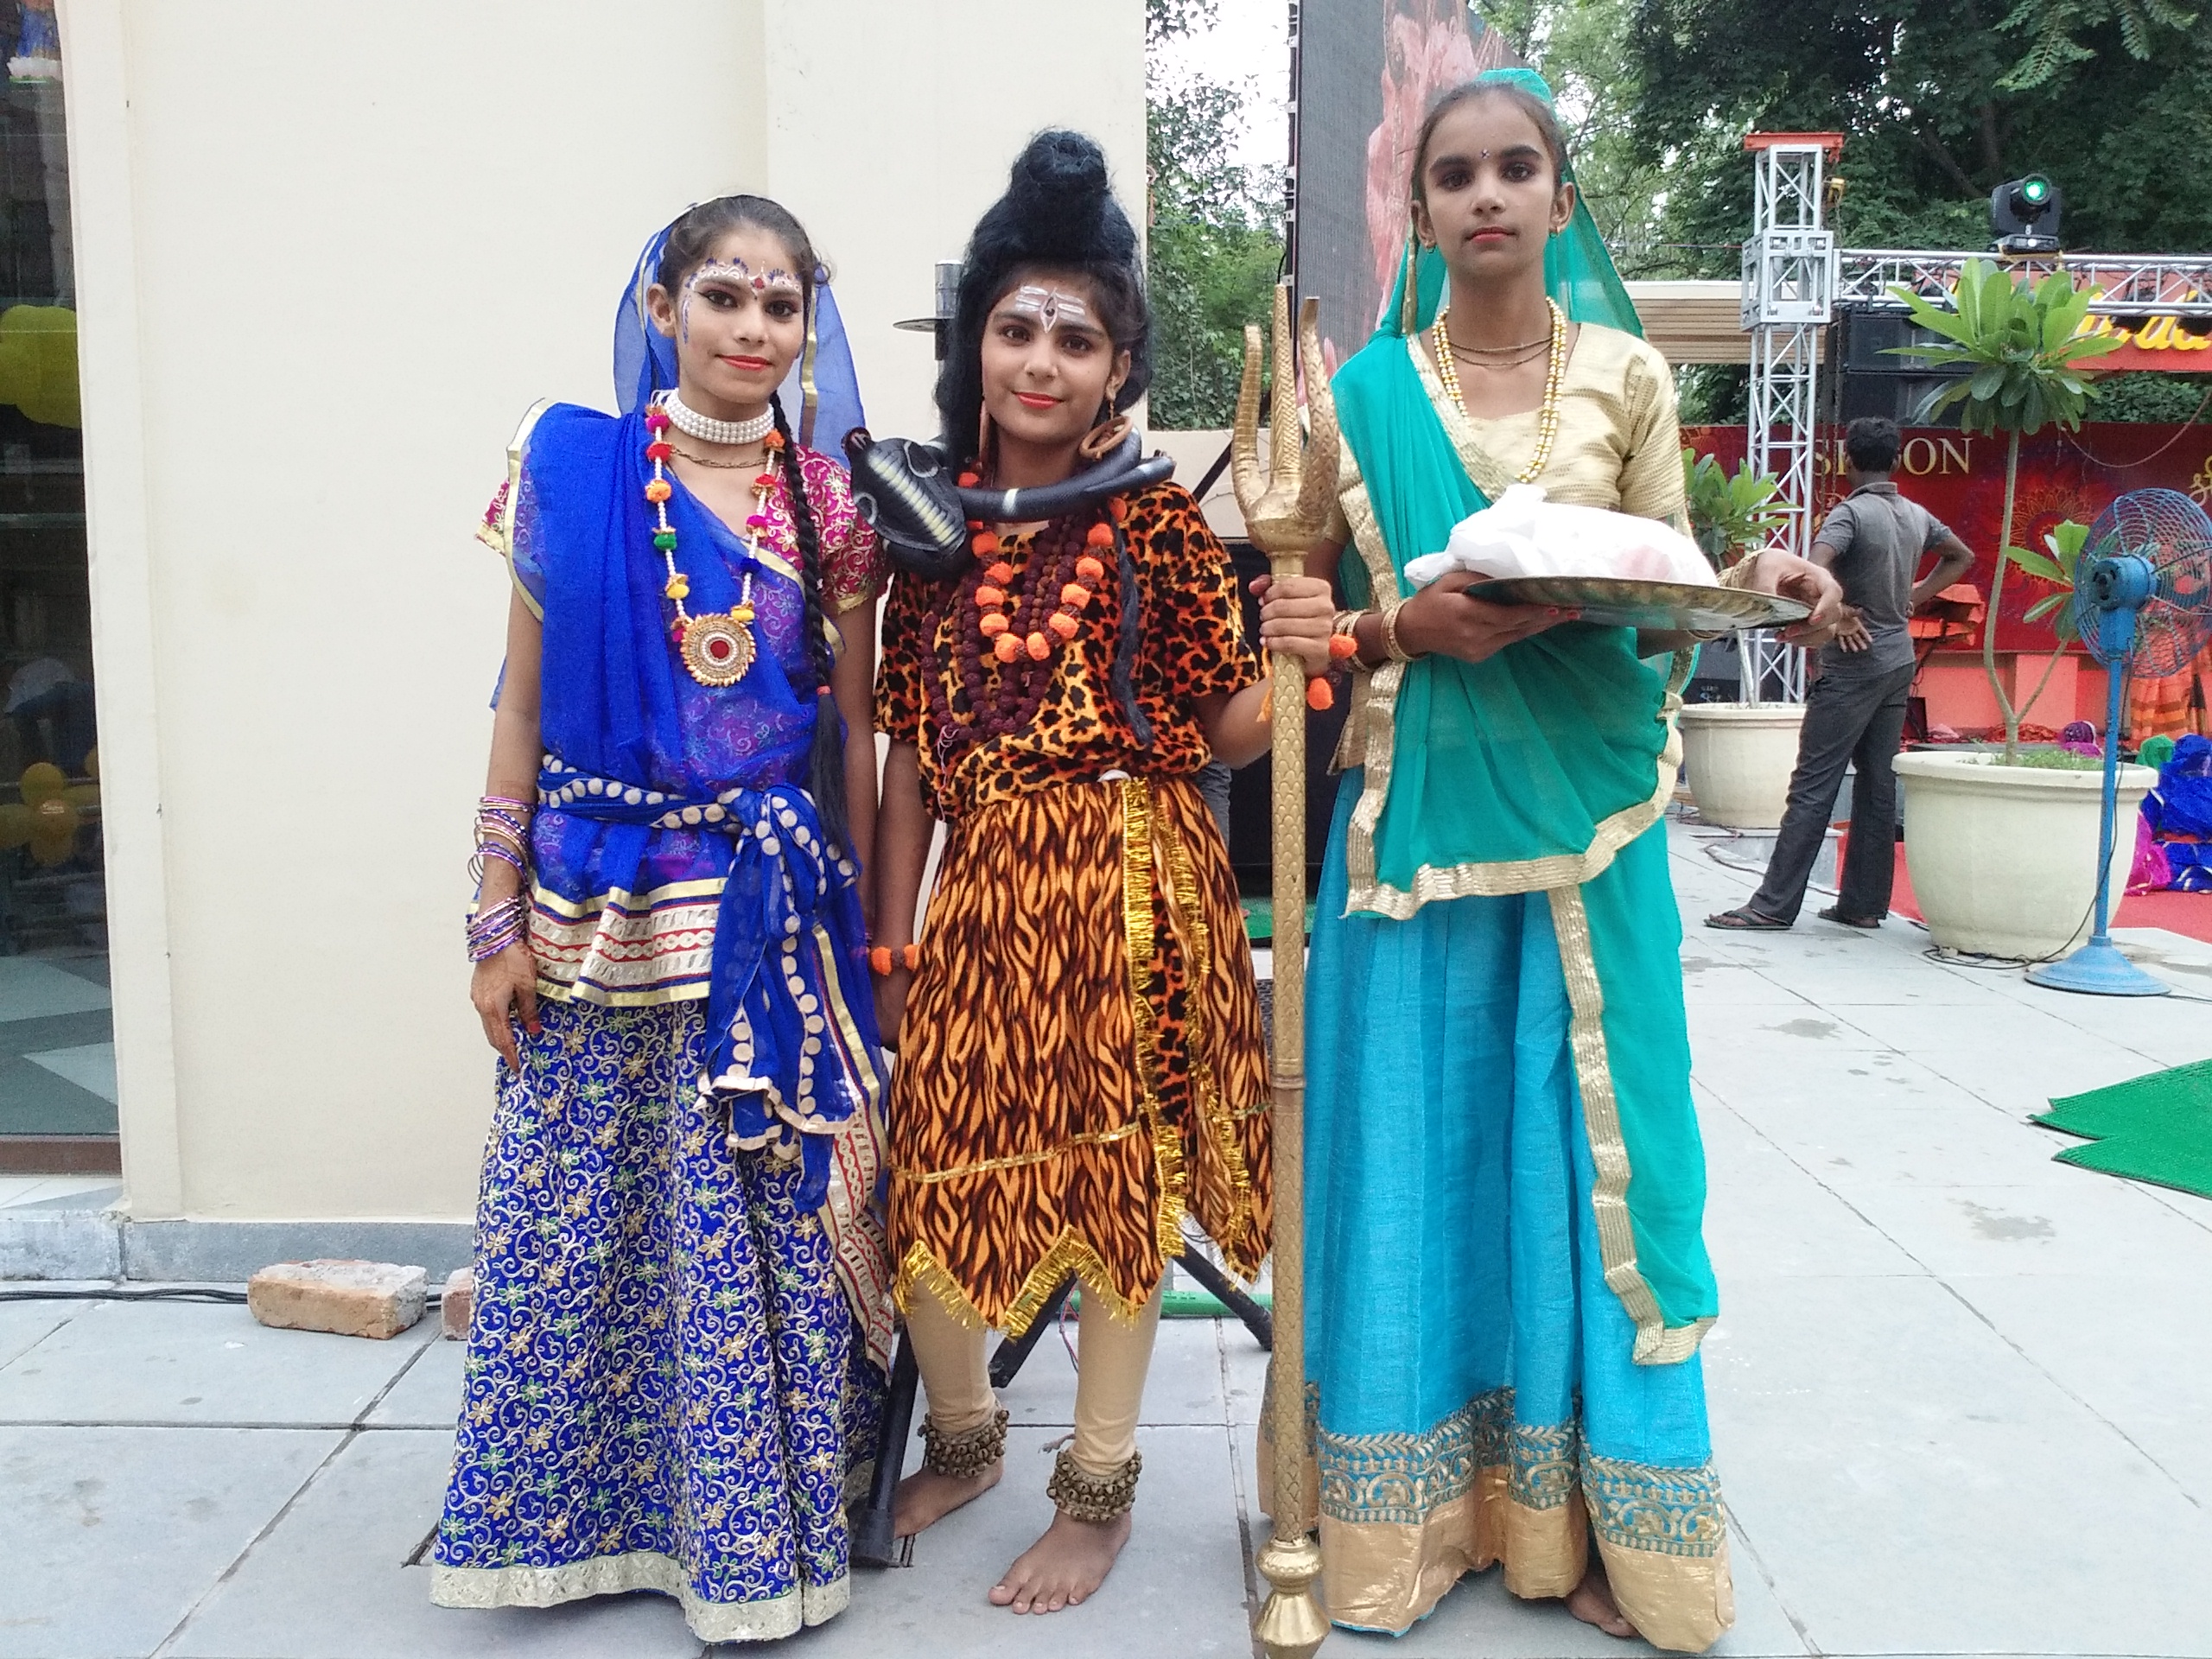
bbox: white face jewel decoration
[1007,284,1096,333]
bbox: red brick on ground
[246,1259,427,1340]
[440,1268,473,1340]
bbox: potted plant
[1882,264,2147,957]
[1676,448,1804,828]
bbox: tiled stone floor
[3,822,2209,1657]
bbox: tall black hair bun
[1006,130,1133,262]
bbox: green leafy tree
[1889,262,2122,760]
[1484,0,1669,267]
[1146,0,1286,429]
[1630,0,2209,265]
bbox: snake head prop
[1231,286,1340,560]
[844,429,971,582]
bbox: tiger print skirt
[889,772,1271,1333]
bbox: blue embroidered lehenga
[429,237,892,1644]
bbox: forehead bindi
[1426,100,1551,176]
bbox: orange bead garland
[963,505,1106,670]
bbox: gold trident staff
[1233,283,1338,1659]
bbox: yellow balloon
[0,305,79,429]
[18,761,67,806]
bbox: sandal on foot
[1817,906,1881,930]
[1705,906,1789,931]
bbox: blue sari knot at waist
[538,759,878,1211]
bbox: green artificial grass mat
[2033,1057,2212,1200]
[1241,896,1318,944]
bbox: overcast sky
[1154,0,1294,179]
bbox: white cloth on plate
[1402,484,1716,589]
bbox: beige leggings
[906,1279,1164,1477]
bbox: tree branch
[1913,126,1982,197]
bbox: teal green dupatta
[1328,68,1716,1350]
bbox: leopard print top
[875,482,1260,822]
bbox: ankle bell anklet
[919,1406,1008,1479]
[1046,1446,1141,1522]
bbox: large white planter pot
[1891,750,2157,959]
[1678,704,1806,830]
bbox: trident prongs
[1232,285,1341,558]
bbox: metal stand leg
[987,1274,1077,1389]
[1177,1247,1273,1350]
[850,1331,918,1568]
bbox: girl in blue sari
[1294,74,1838,1650]
[431,198,893,1643]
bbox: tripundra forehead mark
[1005,284,1097,332]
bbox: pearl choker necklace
[662,391,774,448]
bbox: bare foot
[1565,1562,1638,1639]
[892,1460,1001,1538]
[988,1510,1133,1613]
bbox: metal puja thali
[1463,575,1811,633]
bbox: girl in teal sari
[1296,72,1838,1650]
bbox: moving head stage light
[1992,174,2063,255]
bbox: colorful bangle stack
[471,796,533,887]
[868,944,922,976]
[467,796,535,963]
[467,894,530,963]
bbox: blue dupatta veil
[519,218,882,1212]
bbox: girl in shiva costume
[431,197,893,1643]
[867,131,1336,1615]
[1294,73,1840,1650]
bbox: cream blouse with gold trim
[1328,323,1738,785]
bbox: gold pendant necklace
[644,399,781,688]
[1434,297,1568,484]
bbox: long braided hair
[655,195,849,848]
[770,391,849,849]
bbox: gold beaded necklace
[1433,297,1568,484]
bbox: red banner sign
[1681,423,2212,648]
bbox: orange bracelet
[868,944,921,976]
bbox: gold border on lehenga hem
[1301,1388,1732,1644]
[429,1552,849,1642]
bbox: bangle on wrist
[1381,596,1421,665]
[466,893,530,963]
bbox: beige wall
[62,0,1144,1222]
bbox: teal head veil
[1379,67,1640,341]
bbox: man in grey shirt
[1708,416,1974,930]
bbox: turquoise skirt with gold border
[1294,776,1734,1651]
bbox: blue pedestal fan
[2026,488,2212,997]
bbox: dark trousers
[1750,660,1917,924]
